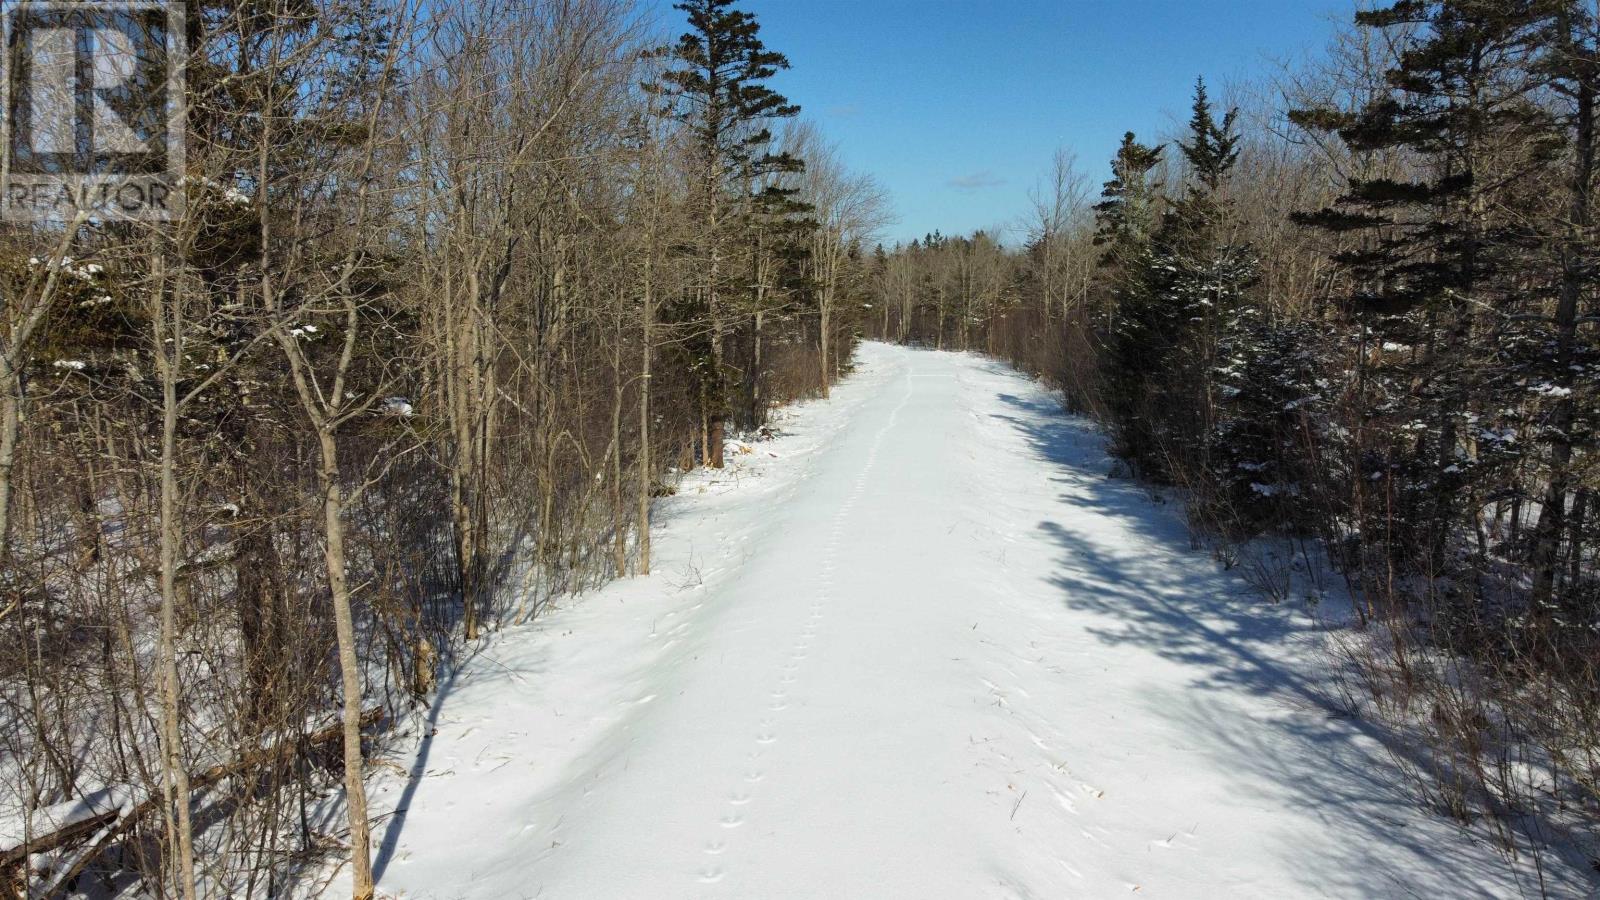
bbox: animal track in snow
[683,384,911,893]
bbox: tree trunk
[751,308,764,425]
[637,252,654,575]
[610,329,627,577]
[819,295,832,399]
[706,178,726,469]
[0,223,85,564]
[315,429,374,900]
[1531,36,1593,606]
[153,281,198,900]
[1567,490,1588,589]
[0,385,19,566]
[708,416,725,469]
[707,303,726,472]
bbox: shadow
[985,388,1588,897]
[369,598,566,885]
[371,663,461,881]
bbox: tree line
[868,0,1598,886]
[0,0,885,896]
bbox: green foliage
[1178,78,1241,192]
[646,0,803,188]
[1092,132,1162,273]
[1100,79,1259,481]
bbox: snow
[363,343,1538,898]
[26,255,102,280]
[0,785,136,852]
[379,396,415,418]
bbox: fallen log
[0,706,385,876]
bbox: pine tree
[1290,0,1557,571]
[742,170,815,424]
[1209,314,1326,536]
[1103,80,1258,481]
[1179,77,1241,192]
[647,0,802,468]
[1525,1,1599,608]
[1160,80,1258,480]
[1092,132,1163,280]
[1091,134,1164,468]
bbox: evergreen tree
[1209,314,1326,536]
[647,0,802,467]
[1178,77,1241,191]
[1290,0,1557,570]
[741,168,815,424]
[1158,80,1258,480]
[1091,132,1163,278]
[1104,80,1259,480]
[1091,133,1164,467]
[1524,1,1599,608]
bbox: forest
[0,0,1596,897]
[0,0,883,895]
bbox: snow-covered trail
[368,343,1528,899]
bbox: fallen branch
[0,706,385,878]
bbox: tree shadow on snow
[371,660,461,882]
[987,389,1555,898]
[371,630,552,883]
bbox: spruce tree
[1092,132,1163,278]
[648,0,802,468]
[1103,80,1258,481]
[1092,133,1164,468]
[1161,80,1258,482]
[1525,1,1598,607]
[1290,0,1557,570]
[1178,77,1241,193]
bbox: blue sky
[644,0,1352,245]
